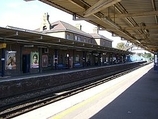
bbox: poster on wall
[31,52,39,68]
[6,51,16,70]
[42,55,48,67]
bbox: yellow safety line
[50,84,114,119]
[50,90,105,119]
[51,64,152,119]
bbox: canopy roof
[40,0,158,54]
[0,26,131,54]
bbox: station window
[75,54,80,62]
[75,35,78,40]
[66,34,70,39]
[86,38,89,43]
[103,41,106,46]
[83,37,87,42]
[78,37,81,41]
[88,39,92,44]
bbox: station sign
[0,43,6,49]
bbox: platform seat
[57,63,67,69]
[74,63,82,68]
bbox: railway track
[0,63,149,119]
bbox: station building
[0,13,130,77]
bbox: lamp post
[67,54,69,69]
[1,48,5,77]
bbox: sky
[0,0,124,47]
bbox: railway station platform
[13,63,158,119]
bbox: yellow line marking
[50,64,152,119]
[50,85,113,119]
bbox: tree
[143,52,153,59]
[116,42,126,50]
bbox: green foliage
[116,42,126,50]
[116,42,154,61]
[142,52,153,59]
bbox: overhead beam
[68,0,86,10]
[133,33,158,39]
[73,17,95,20]
[151,0,158,24]
[73,14,96,21]
[142,42,158,47]
[84,0,121,17]
[124,25,158,30]
[109,10,158,18]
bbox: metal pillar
[72,50,75,68]
[66,53,69,69]
[39,48,42,73]
[82,51,86,67]
[99,53,101,66]
[154,53,158,71]
[54,49,58,70]
[1,48,5,77]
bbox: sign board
[0,43,6,49]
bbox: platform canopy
[39,0,158,54]
[0,26,131,54]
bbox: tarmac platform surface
[14,63,158,119]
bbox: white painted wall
[47,32,65,39]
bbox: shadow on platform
[91,69,158,119]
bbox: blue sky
[0,0,123,47]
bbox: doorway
[22,54,30,73]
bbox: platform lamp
[67,54,69,69]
